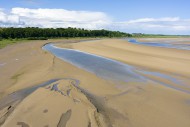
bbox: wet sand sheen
[1,38,190,127]
[43,43,190,94]
[62,39,190,77]
[128,39,190,50]
[43,44,145,83]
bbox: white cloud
[0,8,190,34]
[0,9,19,24]
[0,8,111,29]
[112,17,190,34]
[126,17,180,24]
[11,8,109,22]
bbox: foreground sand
[2,79,107,127]
[0,38,190,127]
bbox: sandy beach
[0,38,190,127]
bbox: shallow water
[43,44,190,94]
[127,39,190,50]
[138,70,190,94]
[1,41,189,110]
[43,44,146,83]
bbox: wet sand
[61,39,190,77]
[0,38,190,127]
[58,38,190,127]
[0,39,117,127]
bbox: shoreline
[59,38,190,78]
[0,38,119,127]
[0,38,190,127]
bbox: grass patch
[44,51,48,54]
[0,39,31,49]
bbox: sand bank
[61,39,190,77]
[0,38,190,127]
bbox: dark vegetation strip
[0,27,132,48]
[0,27,131,39]
[0,27,188,48]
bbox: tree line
[0,27,132,40]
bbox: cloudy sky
[0,0,190,35]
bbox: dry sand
[61,39,190,77]
[0,38,190,127]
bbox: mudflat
[0,38,190,127]
[62,39,190,77]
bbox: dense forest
[0,27,132,40]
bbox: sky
[0,0,190,35]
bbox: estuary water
[43,43,190,94]
[128,39,190,50]
[43,44,145,83]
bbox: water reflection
[127,39,190,50]
[43,44,190,94]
